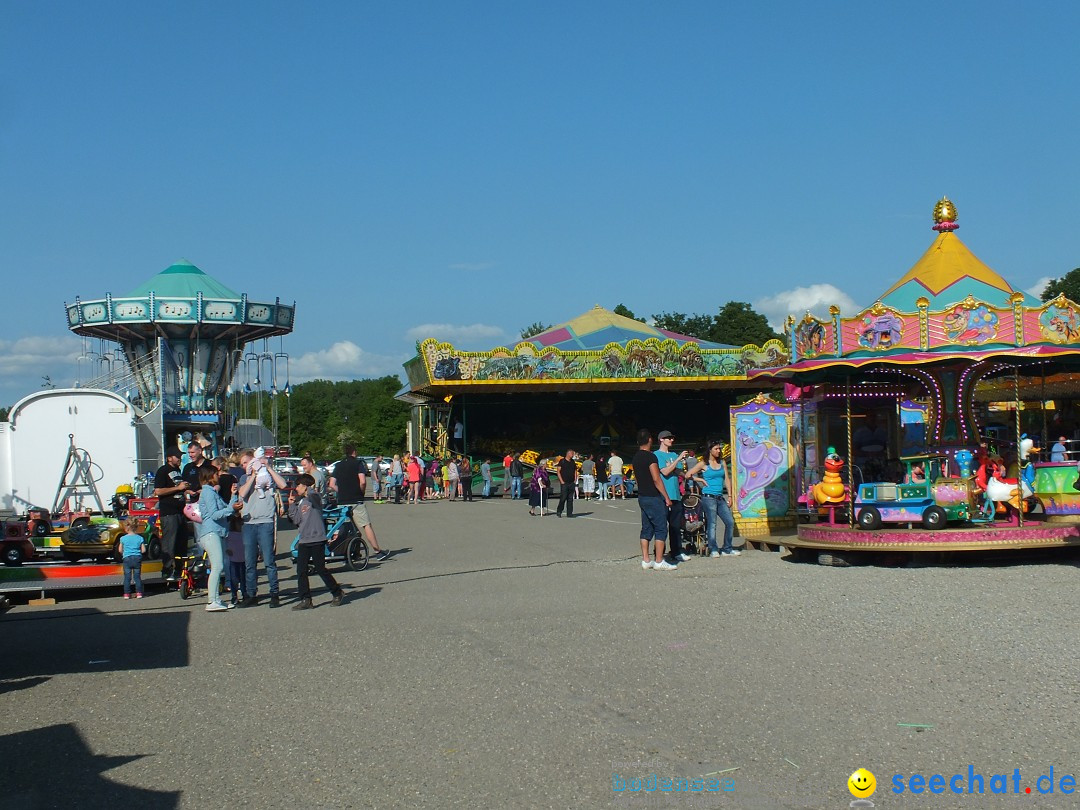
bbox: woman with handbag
[195,465,242,611]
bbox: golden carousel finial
[932,196,959,232]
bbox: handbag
[183,501,203,524]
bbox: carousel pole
[847,376,855,529]
[1041,362,1047,448]
[1015,364,1024,528]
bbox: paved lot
[2,496,1079,809]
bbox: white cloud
[404,323,506,346]
[0,334,84,406]
[1025,276,1052,300]
[289,341,405,382]
[448,261,496,272]
[756,284,860,331]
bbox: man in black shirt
[631,429,676,571]
[329,444,391,561]
[181,440,211,494]
[153,448,190,581]
[556,449,578,518]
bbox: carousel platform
[0,559,164,596]
[790,520,1080,553]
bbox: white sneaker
[722,549,742,557]
[641,559,653,570]
[653,560,678,571]
[710,551,721,558]
[677,553,692,562]
[206,601,228,612]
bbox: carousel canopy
[528,306,733,350]
[877,231,1039,312]
[126,259,241,299]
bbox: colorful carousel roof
[528,306,732,350]
[877,229,1039,311]
[761,198,1080,382]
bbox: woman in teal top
[196,465,242,611]
[686,440,738,557]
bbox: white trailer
[0,388,160,516]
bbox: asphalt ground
[2,494,1079,809]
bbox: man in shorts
[654,430,692,564]
[632,429,675,570]
[330,444,391,561]
[608,451,625,498]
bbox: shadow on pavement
[0,608,190,684]
[0,724,180,809]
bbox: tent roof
[126,259,241,299]
[528,306,732,350]
[877,231,1039,311]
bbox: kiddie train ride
[751,198,1080,561]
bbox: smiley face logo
[848,768,876,798]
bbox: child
[225,512,245,607]
[288,473,344,610]
[251,446,274,498]
[120,518,146,599]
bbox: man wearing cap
[654,430,692,564]
[153,448,190,581]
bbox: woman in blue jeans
[196,466,242,611]
[686,441,738,557]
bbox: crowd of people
[152,440,391,612]
[145,428,738,611]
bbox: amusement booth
[752,198,1080,562]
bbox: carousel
[750,198,1080,560]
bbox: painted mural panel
[926,299,1000,347]
[1037,301,1080,343]
[420,338,789,384]
[730,395,793,520]
[793,317,833,360]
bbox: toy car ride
[854,455,972,530]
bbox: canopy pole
[1015,365,1024,528]
[1041,362,1047,448]
[847,376,855,529]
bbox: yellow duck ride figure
[813,449,847,506]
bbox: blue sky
[2,1,1078,406]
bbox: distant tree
[520,322,550,340]
[0,407,8,422]
[652,312,715,341]
[229,375,409,460]
[652,302,783,347]
[613,303,645,322]
[1042,268,1080,303]
[712,301,783,347]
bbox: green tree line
[229,376,409,461]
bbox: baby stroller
[176,550,211,600]
[681,491,707,556]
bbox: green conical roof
[126,259,241,299]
